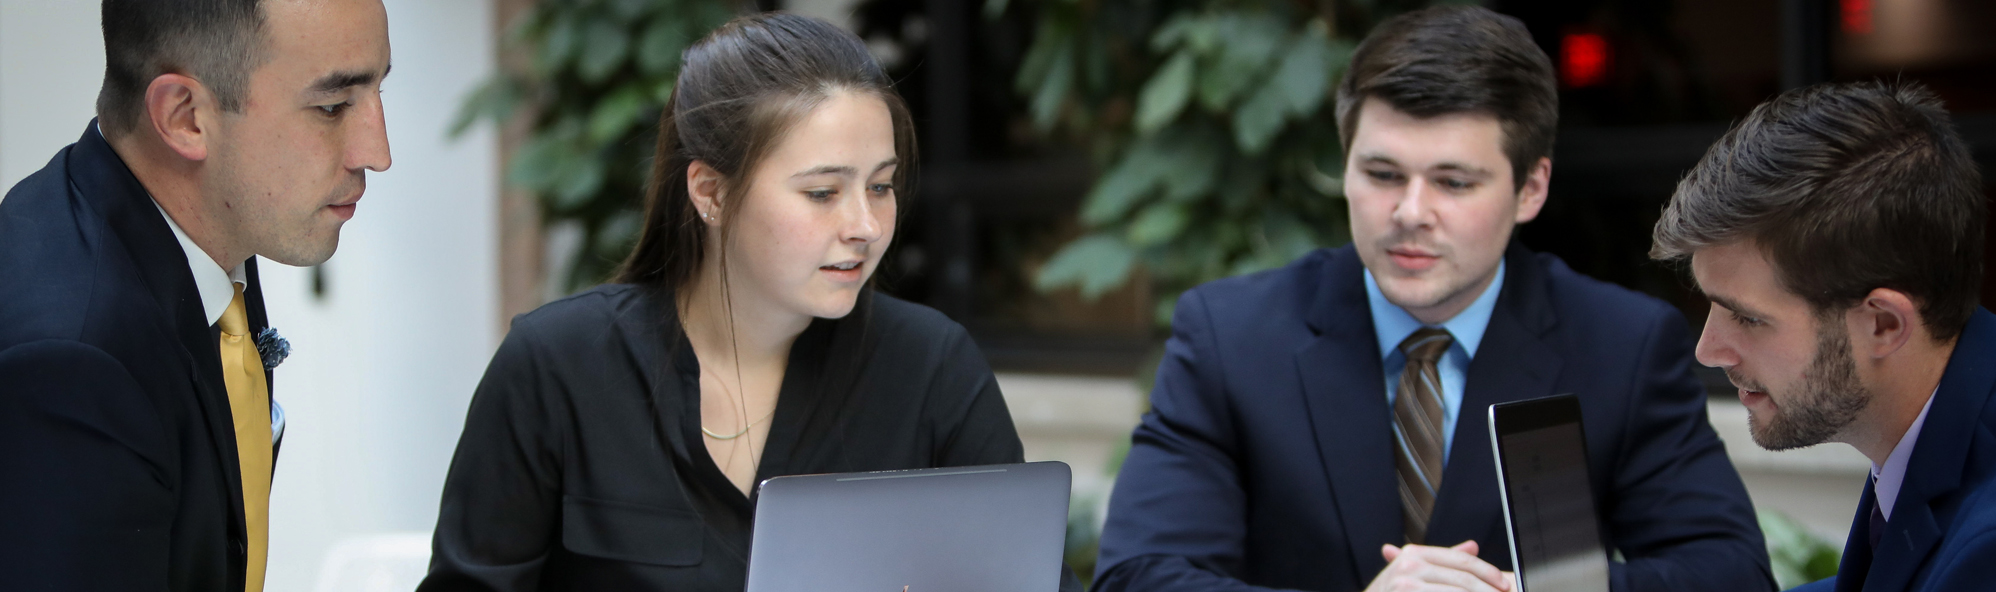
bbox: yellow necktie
[219,284,270,592]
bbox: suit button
[235,539,246,555]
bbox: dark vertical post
[924,0,975,320]
[1779,0,1831,91]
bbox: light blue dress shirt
[1364,260,1505,464]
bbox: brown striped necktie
[1393,327,1453,545]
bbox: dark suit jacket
[1789,308,1996,592]
[0,122,274,591]
[1093,244,1773,592]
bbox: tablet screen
[1492,397,1611,592]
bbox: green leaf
[508,135,569,191]
[1212,12,1286,77]
[982,0,1011,20]
[1126,202,1190,247]
[577,16,632,84]
[1029,39,1075,132]
[1148,14,1197,52]
[1269,23,1341,117]
[1079,137,1175,225]
[607,0,650,20]
[1035,233,1139,300]
[587,85,650,144]
[1133,51,1195,135]
[1082,34,1113,96]
[551,155,607,212]
[595,210,642,254]
[1233,77,1289,154]
[449,77,518,138]
[1159,126,1224,202]
[637,17,690,75]
[538,11,582,73]
[1015,17,1069,94]
[1152,293,1179,328]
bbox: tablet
[746,461,1071,592]
[1488,394,1611,592]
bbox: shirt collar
[150,199,246,327]
[1365,260,1506,360]
[1871,387,1937,520]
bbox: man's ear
[143,73,213,162]
[686,159,727,224]
[1853,288,1922,360]
[1514,156,1551,224]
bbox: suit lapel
[1295,247,1400,582]
[1425,248,1562,561]
[245,258,272,394]
[66,122,247,539]
[1860,309,1996,592]
[1834,481,1879,592]
[244,258,281,464]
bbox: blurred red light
[1561,32,1611,89]
[1842,0,1874,35]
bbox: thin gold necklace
[703,405,776,440]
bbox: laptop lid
[1488,394,1612,592]
[746,461,1071,592]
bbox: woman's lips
[820,262,863,283]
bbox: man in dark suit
[1092,7,1772,592]
[0,0,390,590]
[1652,80,1994,592]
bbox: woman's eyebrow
[791,165,857,179]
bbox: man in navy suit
[0,1,390,590]
[1092,7,1772,592]
[1652,80,1993,592]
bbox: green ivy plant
[1759,510,1844,588]
[1004,0,1459,327]
[455,0,737,291]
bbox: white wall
[0,1,107,192]
[0,2,501,590]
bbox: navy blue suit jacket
[1790,308,1996,592]
[0,122,273,590]
[1093,244,1773,592]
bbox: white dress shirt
[148,198,284,443]
[1873,388,1937,520]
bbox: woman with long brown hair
[418,12,1071,591]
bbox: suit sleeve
[418,320,568,592]
[0,340,177,591]
[1092,290,1298,592]
[1604,308,1776,592]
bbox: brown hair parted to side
[1651,80,1985,341]
[97,0,269,138]
[613,12,917,291]
[1333,5,1558,191]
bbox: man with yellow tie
[0,1,391,589]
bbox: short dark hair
[1651,80,1985,341]
[97,0,268,138]
[1334,6,1558,190]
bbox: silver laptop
[746,461,1071,592]
[1489,394,1612,592]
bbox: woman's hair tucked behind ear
[612,12,917,290]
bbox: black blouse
[418,284,1073,591]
